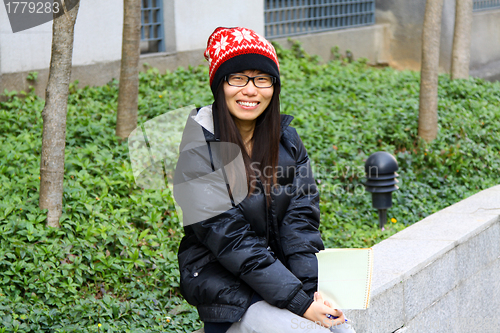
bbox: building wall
[0,4,53,74]
[172,0,264,52]
[470,9,500,70]
[0,0,265,95]
[2,0,500,96]
[72,1,123,67]
[375,0,455,72]
[376,0,500,80]
[0,0,123,74]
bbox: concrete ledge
[270,24,390,65]
[344,185,500,333]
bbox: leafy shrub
[0,67,211,332]
[1,42,499,331]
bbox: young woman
[175,27,354,333]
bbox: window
[265,0,375,39]
[141,0,165,54]
[473,0,500,11]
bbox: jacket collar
[280,114,294,134]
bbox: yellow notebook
[316,248,374,309]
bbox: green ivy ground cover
[0,43,499,332]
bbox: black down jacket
[175,105,324,323]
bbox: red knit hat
[204,27,280,94]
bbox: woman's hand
[303,292,345,327]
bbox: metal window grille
[473,0,500,11]
[265,0,375,39]
[141,0,165,53]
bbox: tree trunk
[451,0,473,79]
[116,0,141,139]
[418,0,445,143]
[39,1,80,228]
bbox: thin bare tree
[418,0,445,143]
[40,0,80,227]
[451,0,473,79]
[116,0,141,139]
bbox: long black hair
[213,80,281,200]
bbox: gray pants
[226,301,356,333]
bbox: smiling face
[223,69,274,130]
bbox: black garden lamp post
[363,152,399,229]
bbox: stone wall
[344,185,500,333]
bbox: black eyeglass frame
[224,74,277,88]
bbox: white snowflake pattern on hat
[256,33,269,46]
[213,35,229,56]
[231,29,254,44]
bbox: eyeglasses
[225,74,276,88]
